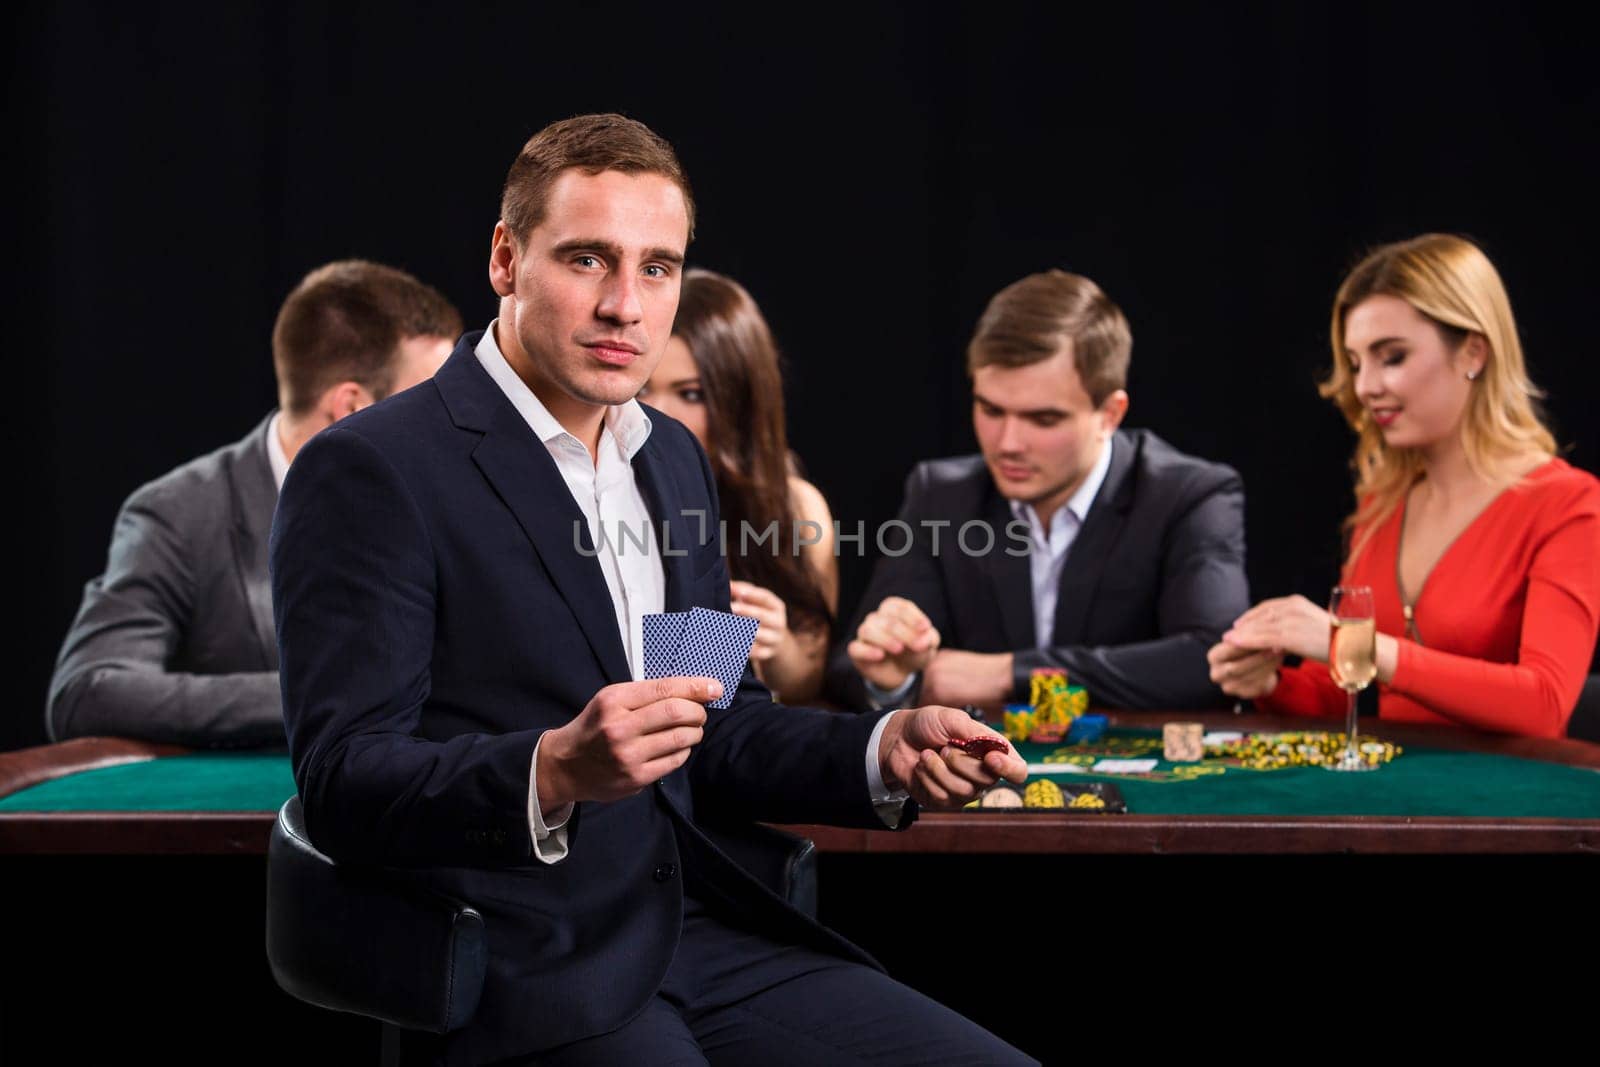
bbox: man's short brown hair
[966,269,1132,405]
[500,113,695,245]
[271,260,462,417]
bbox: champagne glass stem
[1344,689,1360,760]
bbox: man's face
[972,347,1124,515]
[490,168,689,419]
[387,335,454,397]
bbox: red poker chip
[947,736,1010,757]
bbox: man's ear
[489,221,518,298]
[1099,389,1130,434]
[318,381,376,425]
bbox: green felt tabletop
[1,730,1597,818]
[1012,729,1600,818]
[0,753,297,813]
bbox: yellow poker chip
[1023,779,1066,809]
[1204,731,1402,770]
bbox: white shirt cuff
[527,732,573,864]
[865,709,911,827]
[863,671,918,710]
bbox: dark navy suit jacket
[826,431,1250,710]
[271,334,901,1062]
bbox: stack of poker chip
[1001,703,1036,743]
[1022,779,1066,808]
[1162,721,1205,762]
[1026,669,1087,742]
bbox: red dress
[1260,458,1600,738]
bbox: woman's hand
[729,580,788,663]
[1222,595,1331,663]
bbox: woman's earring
[1465,369,1480,381]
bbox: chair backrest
[265,797,487,1033]
[1568,675,1600,743]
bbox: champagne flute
[1326,585,1377,772]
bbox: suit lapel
[632,424,697,613]
[436,340,633,683]
[232,414,281,668]
[1051,432,1135,647]
[979,487,1036,650]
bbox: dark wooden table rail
[3,713,1598,855]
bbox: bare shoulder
[788,476,835,525]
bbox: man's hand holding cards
[642,606,760,708]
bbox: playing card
[642,612,689,679]
[672,606,758,709]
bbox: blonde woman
[1209,234,1600,738]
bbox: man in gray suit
[830,269,1249,712]
[48,260,462,747]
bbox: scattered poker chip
[1202,731,1402,770]
[947,735,1010,757]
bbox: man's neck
[277,413,323,466]
[1021,436,1107,531]
[493,321,607,461]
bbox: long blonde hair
[1319,234,1555,563]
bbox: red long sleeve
[1260,459,1600,738]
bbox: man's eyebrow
[550,238,685,267]
[972,391,1067,418]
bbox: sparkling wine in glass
[1327,585,1377,772]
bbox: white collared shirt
[267,413,290,491]
[1008,434,1114,647]
[475,326,663,678]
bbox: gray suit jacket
[826,428,1250,710]
[48,414,285,747]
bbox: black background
[10,1,1598,752]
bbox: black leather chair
[265,796,818,1062]
[1567,675,1600,743]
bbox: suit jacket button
[653,863,676,883]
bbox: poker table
[5,712,1594,855]
[3,713,1595,1061]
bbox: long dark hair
[672,270,831,635]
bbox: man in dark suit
[48,260,461,747]
[271,114,1032,1064]
[831,270,1249,712]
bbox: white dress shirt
[1009,434,1114,648]
[473,324,903,863]
[266,413,291,491]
